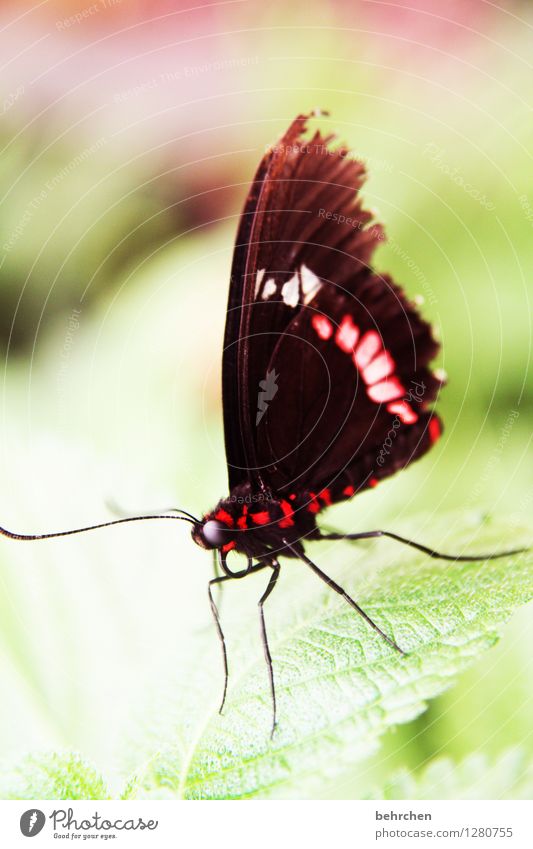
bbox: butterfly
[1,111,525,737]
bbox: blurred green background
[0,0,531,799]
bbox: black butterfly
[0,112,525,736]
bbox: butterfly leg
[196,551,223,636]
[208,557,269,715]
[283,538,405,655]
[318,530,528,561]
[211,548,224,609]
[258,559,281,739]
[208,573,234,714]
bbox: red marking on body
[429,417,441,443]
[237,505,248,530]
[353,330,381,370]
[387,400,418,424]
[222,541,236,552]
[215,509,234,527]
[369,477,379,487]
[362,351,395,385]
[343,485,355,497]
[307,492,321,513]
[289,493,296,501]
[251,510,270,525]
[318,488,332,506]
[367,376,405,403]
[335,315,360,353]
[311,314,333,340]
[278,499,295,528]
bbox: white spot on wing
[281,273,300,308]
[300,264,322,304]
[254,268,266,298]
[262,278,277,299]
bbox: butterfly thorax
[192,481,334,558]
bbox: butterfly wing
[255,271,443,499]
[223,112,385,489]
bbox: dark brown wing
[255,272,443,498]
[222,112,384,489]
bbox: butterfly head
[192,518,233,551]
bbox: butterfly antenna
[0,513,196,542]
[105,498,199,524]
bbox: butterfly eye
[202,520,231,549]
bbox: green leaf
[130,514,533,799]
[3,514,531,800]
[2,752,109,800]
[370,747,533,800]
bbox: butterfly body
[192,484,329,559]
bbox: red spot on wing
[343,485,355,497]
[338,325,411,412]
[222,541,236,552]
[362,351,395,385]
[367,377,405,403]
[307,492,321,513]
[278,499,295,528]
[369,477,379,487]
[311,314,333,340]
[318,488,332,506]
[387,400,418,424]
[353,330,381,370]
[335,315,360,353]
[289,493,297,501]
[215,509,234,527]
[251,511,270,525]
[429,417,441,443]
